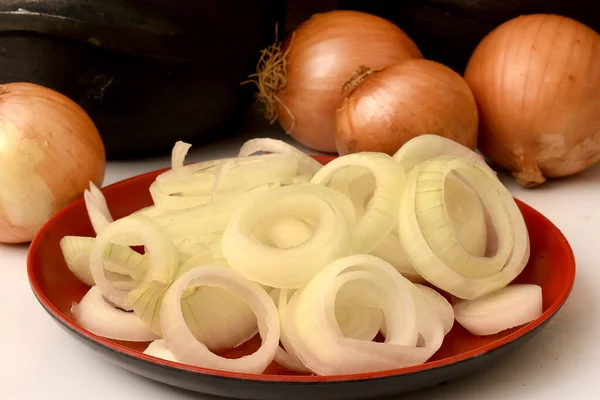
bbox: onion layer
[398,156,530,299]
[311,152,406,253]
[222,184,355,289]
[393,134,493,175]
[72,286,158,342]
[414,284,454,335]
[280,254,441,376]
[60,236,148,288]
[151,154,297,210]
[160,266,280,374]
[144,339,178,362]
[454,284,542,336]
[238,138,322,177]
[90,215,177,310]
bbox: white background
[2,129,599,399]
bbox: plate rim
[27,156,576,384]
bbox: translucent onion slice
[372,170,487,282]
[175,234,226,266]
[60,236,149,287]
[311,153,406,253]
[414,284,454,335]
[370,232,422,282]
[414,165,496,279]
[334,279,384,341]
[144,339,178,362]
[238,138,323,176]
[151,154,299,210]
[399,156,530,300]
[171,141,193,170]
[410,286,445,355]
[130,205,167,218]
[149,182,276,211]
[282,254,439,376]
[153,185,275,241]
[90,215,177,310]
[221,184,355,289]
[84,182,113,234]
[454,284,542,336]
[443,173,487,257]
[266,216,313,248]
[159,266,280,374]
[180,282,258,351]
[83,182,140,245]
[175,253,257,350]
[274,289,312,374]
[325,165,375,219]
[128,240,225,336]
[128,281,169,335]
[393,134,494,175]
[72,286,158,342]
[60,236,96,286]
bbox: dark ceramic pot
[0,1,285,158]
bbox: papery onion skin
[464,14,600,187]
[0,83,105,243]
[250,10,422,153]
[335,59,478,156]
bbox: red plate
[27,155,576,399]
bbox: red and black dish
[27,155,576,400]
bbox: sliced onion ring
[72,286,158,342]
[171,141,193,170]
[393,134,494,175]
[238,138,322,176]
[90,215,177,310]
[399,156,530,299]
[144,339,178,362]
[454,284,542,336]
[414,284,454,335]
[311,152,406,253]
[84,182,113,234]
[282,254,440,376]
[159,266,280,374]
[222,184,355,289]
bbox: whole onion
[247,10,422,152]
[335,59,479,156]
[0,83,105,243]
[464,14,600,187]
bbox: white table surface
[2,128,599,400]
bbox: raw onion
[0,82,105,243]
[143,339,177,362]
[246,10,422,152]
[454,284,542,335]
[90,215,177,311]
[60,137,538,377]
[72,286,158,342]
[464,14,600,187]
[281,254,444,375]
[60,236,148,287]
[222,184,355,288]
[398,156,530,299]
[335,59,478,156]
[238,138,322,176]
[159,266,280,374]
[311,152,406,253]
[414,284,454,335]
